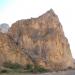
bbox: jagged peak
[38,9,57,20]
[46,9,55,15]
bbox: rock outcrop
[0,9,74,70]
[0,23,9,33]
[0,32,32,66]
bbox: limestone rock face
[0,32,32,65]
[8,9,73,70]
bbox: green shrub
[3,62,22,69]
[3,62,49,73]
[33,66,48,73]
[25,64,48,73]
[0,69,9,73]
[26,64,33,70]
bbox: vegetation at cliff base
[0,62,48,73]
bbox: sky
[0,0,75,58]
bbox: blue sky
[0,0,8,8]
[0,0,75,58]
[0,0,13,10]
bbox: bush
[3,62,22,69]
[25,64,48,73]
[33,66,48,73]
[3,62,49,73]
[68,66,72,70]
[26,64,33,70]
[0,69,8,73]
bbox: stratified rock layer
[0,9,73,70]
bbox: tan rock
[0,32,32,65]
[0,9,73,70]
[8,9,73,70]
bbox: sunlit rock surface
[0,9,74,71]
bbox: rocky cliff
[0,32,32,66]
[0,9,74,70]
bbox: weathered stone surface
[7,9,73,70]
[0,32,32,65]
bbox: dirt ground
[0,70,75,75]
